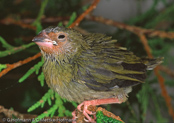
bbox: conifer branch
[69,0,100,28]
[32,0,49,26]
[73,106,124,123]
[159,65,174,78]
[88,15,174,39]
[0,0,100,79]
[0,42,35,58]
[0,0,173,122]
[0,17,69,30]
[0,53,41,78]
[0,17,36,30]
[0,105,72,123]
[87,14,174,120]
[138,34,174,120]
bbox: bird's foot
[77,101,97,123]
[72,110,77,123]
[75,98,123,122]
[72,105,96,123]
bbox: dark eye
[58,34,65,40]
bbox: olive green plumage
[33,26,163,103]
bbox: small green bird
[32,26,163,122]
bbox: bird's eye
[58,34,66,41]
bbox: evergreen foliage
[0,0,173,122]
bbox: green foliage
[165,80,174,86]
[66,12,77,27]
[58,22,63,26]
[0,64,7,72]
[28,89,74,123]
[12,114,22,123]
[145,4,174,28]
[19,59,44,83]
[0,36,14,49]
[71,101,78,108]
[32,0,49,26]
[14,38,24,45]
[35,23,43,34]
[57,12,77,27]
[28,89,54,112]
[136,77,170,122]
[96,111,123,123]
[0,0,174,123]
[0,36,35,57]
[0,42,35,57]
[38,72,45,87]
[150,89,168,123]
[148,38,170,56]
[82,4,90,11]
[128,0,159,25]
[32,0,48,34]
[136,82,150,122]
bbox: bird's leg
[76,97,123,123]
[72,110,77,123]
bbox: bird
[32,26,163,122]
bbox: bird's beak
[32,37,45,42]
[32,31,55,47]
[32,30,50,42]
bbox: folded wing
[75,34,147,91]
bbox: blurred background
[0,0,174,122]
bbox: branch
[0,105,24,120]
[0,17,36,30]
[137,34,174,120]
[0,105,123,123]
[138,34,153,58]
[32,0,49,26]
[87,15,174,120]
[0,42,35,58]
[0,0,100,79]
[0,16,70,30]
[0,53,41,78]
[73,105,124,123]
[159,65,174,78]
[154,67,174,120]
[69,0,100,28]
[96,107,124,122]
[88,16,174,39]
[0,105,72,123]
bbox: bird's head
[32,26,85,61]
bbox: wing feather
[76,34,147,91]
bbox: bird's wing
[76,33,147,91]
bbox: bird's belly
[43,60,132,103]
[47,78,132,104]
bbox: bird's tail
[141,57,164,70]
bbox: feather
[33,26,163,103]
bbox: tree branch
[159,65,174,78]
[69,0,100,28]
[0,0,100,79]
[0,53,41,78]
[0,105,72,123]
[0,16,69,30]
[0,105,123,123]
[88,16,174,39]
[137,34,174,120]
[87,15,174,120]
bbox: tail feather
[141,57,164,70]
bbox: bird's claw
[84,117,94,123]
[77,101,96,123]
[72,110,77,123]
[77,102,84,112]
